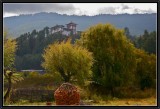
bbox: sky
[3,3,157,17]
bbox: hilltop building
[49,21,77,36]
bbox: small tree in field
[42,39,94,85]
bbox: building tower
[66,21,77,35]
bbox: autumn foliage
[54,83,80,105]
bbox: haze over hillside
[3,12,156,38]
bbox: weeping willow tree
[76,23,137,95]
[42,39,94,86]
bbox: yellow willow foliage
[42,39,94,85]
[4,32,17,69]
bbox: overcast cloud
[3,3,157,17]
[98,7,116,15]
[3,3,76,16]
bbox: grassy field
[5,96,156,106]
[92,96,156,106]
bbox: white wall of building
[62,31,70,36]
[51,28,63,34]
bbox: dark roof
[66,21,77,26]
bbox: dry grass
[5,96,156,106]
[5,100,56,106]
[92,96,157,106]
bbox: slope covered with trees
[14,25,156,71]
[15,27,81,70]
[134,30,156,54]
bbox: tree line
[15,27,81,70]
[14,26,156,71]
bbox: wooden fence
[10,88,55,102]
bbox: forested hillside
[15,27,81,70]
[14,26,156,71]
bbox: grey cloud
[133,8,140,13]
[3,3,76,15]
[121,4,130,10]
[142,8,156,13]
[98,7,116,14]
[133,8,156,14]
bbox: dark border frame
[1,1,159,109]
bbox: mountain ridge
[4,12,156,38]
